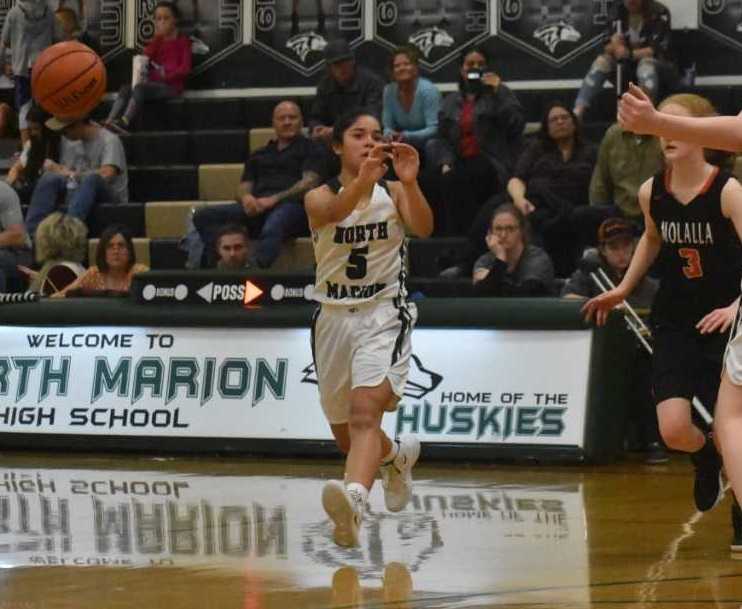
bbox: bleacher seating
[198,163,243,201]
[79,82,742,279]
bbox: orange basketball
[32,41,107,120]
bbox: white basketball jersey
[312,178,407,305]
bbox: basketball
[31,41,107,119]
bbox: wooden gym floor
[0,451,741,608]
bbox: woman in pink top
[104,1,191,133]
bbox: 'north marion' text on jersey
[333,221,389,244]
[660,221,714,245]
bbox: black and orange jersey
[649,167,741,326]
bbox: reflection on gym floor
[1,453,741,608]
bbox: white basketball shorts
[310,299,417,425]
[725,297,742,385]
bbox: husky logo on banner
[700,0,742,52]
[533,20,581,54]
[374,0,490,71]
[499,0,614,67]
[301,354,442,400]
[408,26,454,58]
[253,1,364,77]
[286,31,328,62]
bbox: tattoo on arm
[271,171,320,203]
[237,181,254,200]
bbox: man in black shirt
[308,38,384,141]
[192,100,323,268]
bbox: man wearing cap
[24,115,127,239]
[308,38,384,141]
[563,217,657,306]
[563,217,664,462]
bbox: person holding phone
[424,47,525,235]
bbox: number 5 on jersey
[346,245,369,279]
[679,247,703,279]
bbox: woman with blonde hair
[585,94,742,542]
[18,211,86,294]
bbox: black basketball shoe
[690,434,724,512]
[731,499,742,553]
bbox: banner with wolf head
[699,0,742,52]
[374,0,490,71]
[251,0,365,77]
[498,0,616,67]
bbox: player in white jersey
[304,110,433,547]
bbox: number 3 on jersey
[679,247,703,279]
[346,245,369,279]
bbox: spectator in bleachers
[572,121,662,247]
[442,102,595,278]
[7,104,59,205]
[24,115,128,239]
[104,1,192,134]
[563,217,657,303]
[18,211,86,294]
[574,0,676,120]
[192,100,322,268]
[562,217,665,463]
[0,61,17,139]
[214,224,250,270]
[472,203,554,297]
[425,47,525,235]
[50,224,147,297]
[0,0,55,145]
[0,181,31,292]
[55,1,97,51]
[508,101,596,275]
[308,38,384,143]
[382,45,440,152]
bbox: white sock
[382,439,400,465]
[345,482,369,511]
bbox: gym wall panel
[2,2,740,97]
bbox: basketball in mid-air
[31,41,107,119]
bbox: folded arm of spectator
[237,180,260,216]
[494,88,526,171]
[159,39,192,86]
[0,222,26,248]
[507,178,534,215]
[42,159,74,177]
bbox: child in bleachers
[55,1,97,51]
[0,0,55,145]
[104,1,192,133]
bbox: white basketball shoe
[380,435,421,512]
[322,480,363,547]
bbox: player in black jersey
[620,85,742,550]
[585,94,742,517]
